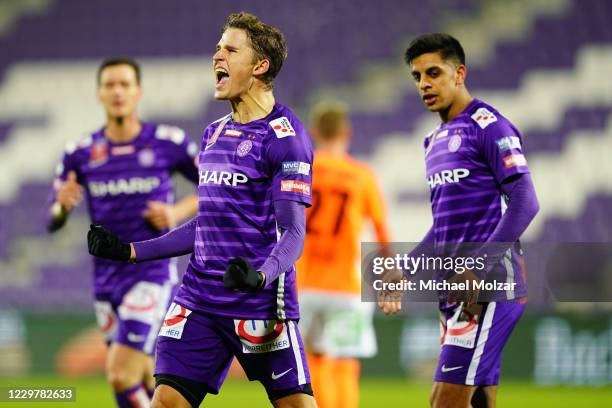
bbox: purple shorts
[94,280,176,355]
[434,300,525,386]
[155,302,310,396]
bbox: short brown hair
[97,57,141,85]
[223,12,287,85]
[310,101,349,141]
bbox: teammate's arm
[47,165,83,233]
[377,227,434,315]
[142,194,198,231]
[143,132,200,230]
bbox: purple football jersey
[54,123,199,297]
[424,99,529,300]
[174,103,313,320]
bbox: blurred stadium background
[0,0,611,406]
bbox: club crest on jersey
[236,140,253,157]
[159,303,192,339]
[138,148,155,167]
[448,134,462,152]
[89,141,108,167]
[471,107,497,129]
[234,319,290,354]
[269,117,296,138]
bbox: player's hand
[377,268,404,315]
[143,201,176,230]
[223,257,265,293]
[56,171,82,212]
[447,269,481,304]
[87,224,132,261]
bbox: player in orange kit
[297,102,391,408]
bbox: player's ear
[96,85,103,104]
[253,58,270,78]
[456,64,467,86]
[136,84,144,101]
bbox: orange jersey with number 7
[297,150,390,294]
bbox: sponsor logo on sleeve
[470,107,497,129]
[503,154,527,168]
[269,117,296,138]
[155,125,185,145]
[89,141,108,167]
[281,161,310,176]
[187,142,198,158]
[234,319,290,354]
[159,303,192,339]
[496,136,522,152]
[280,180,311,195]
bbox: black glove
[87,224,131,261]
[223,257,265,292]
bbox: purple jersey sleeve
[264,119,313,207]
[259,200,306,286]
[133,217,196,261]
[479,173,539,275]
[46,141,86,231]
[479,119,530,184]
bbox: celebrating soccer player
[394,33,540,408]
[87,12,316,408]
[47,58,199,407]
[297,102,390,408]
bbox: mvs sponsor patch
[281,161,310,176]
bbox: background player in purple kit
[87,12,317,408]
[389,34,540,407]
[48,58,199,407]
